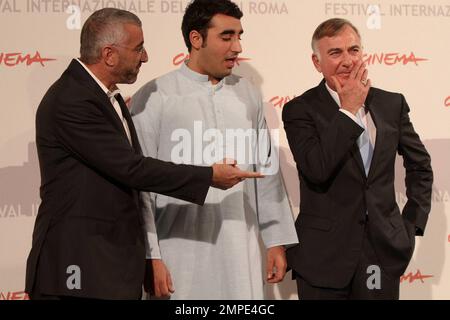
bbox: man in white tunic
[131,0,298,299]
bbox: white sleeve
[131,84,163,259]
[253,89,298,248]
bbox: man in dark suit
[25,8,261,300]
[282,18,433,299]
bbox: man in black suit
[25,8,261,300]
[282,18,433,299]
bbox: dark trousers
[295,222,400,300]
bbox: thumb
[266,255,274,280]
[167,270,175,293]
[221,158,237,166]
[331,76,342,92]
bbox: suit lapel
[116,95,143,155]
[365,89,383,180]
[66,59,132,143]
[351,141,367,179]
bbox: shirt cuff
[339,109,359,125]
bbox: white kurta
[131,63,298,299]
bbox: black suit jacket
[25,60,212,299]
[282,79,433,289]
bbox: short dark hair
[181,0,243,52]
[80,8,142,64]
[312,18,361,52]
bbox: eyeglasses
[111,43,146,54]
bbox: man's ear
[102,46,116,67]
[312,53,322,73]
[189,30,204,50]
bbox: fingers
[155,278,171,297]
[349,59,362,79]
[211,163,264,190]
[266,254,275,281]
[274,258,287,282]
[356,62,367,82]
[361,68,368,84]
[331,75,342,93]
[152,259,173,298]
[223,158,237,166]
[167,270,175,294]
[267,258,286,283]
[266,246,287,283]
[238,170,265,179]
[351,60,364,80]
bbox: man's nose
[341,51,353,68]
[141,48,149,63]
[231,38,242,53]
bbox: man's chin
[220,69,233,77]
[124,74,138,84]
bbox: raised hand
[331,60,371,115]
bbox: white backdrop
[1,0,449,300]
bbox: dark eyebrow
[349,45,361,50]
[220,29,244,36]
[327,48,342,54]
[134,41,144,49]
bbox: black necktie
[114,93,142,154]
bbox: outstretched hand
[212,159,264,190]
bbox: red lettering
[384,53,397,66]
[0,51,55,67]
[363,52,427,66]
[5,52,20,66]
[404,52,427,65]
[0,292,10,300]
[235,57,251,66]
[11,291,23,300]
[270,96,282,108]
[373,53,384,65]
[269,95,295,109]
[0,291,29,300]
[173,53,189,66]
[400,270,433,283]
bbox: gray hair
[311,18,361,54]
[80,8,142,64]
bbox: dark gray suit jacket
[26,60,212,299]
[283,79,433,289]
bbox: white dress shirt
[325,82,377,147]
[76,59,132,144]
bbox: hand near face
[331,60,371,115]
